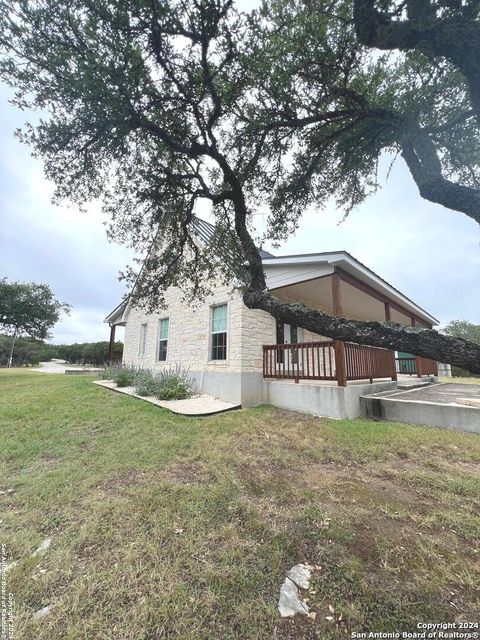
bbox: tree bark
[243,289,480,374]
[401,139,480,224]
[8,328,17,368]
[353,0,480,126]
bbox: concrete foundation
[360,395,480,433]
[264,379,398,419]
[189,370,264,406]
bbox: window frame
[157,317,169,362]
[138,322,148,357]
[210,303,228,361]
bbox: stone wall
[123,282,274,374]
[123,283,245,372]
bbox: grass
[1,369,479,639]
[438,376,480,384]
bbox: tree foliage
[0,0,478,372]
[443,320,480,345]
[0,335,52,366]
[56,341,123,365]
[0,278,71,365]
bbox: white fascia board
[262,253,345,267]
[262,252,439,325]
[104,299,129,325]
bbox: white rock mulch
[93,380,240,416]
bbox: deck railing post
[390,351,398,381]
[415,355,422,378]
[334,340,347,387]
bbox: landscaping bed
[93,379,240,415]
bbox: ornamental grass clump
[155,365,194,401]
[133,368,161,397]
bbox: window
[211,304,227,360]
[138,323,147,357]
[158,318,169,362]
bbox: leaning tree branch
[242,288,480,374]
[401,135,480,224]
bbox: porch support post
[334,340,347,387]
[331,272,343,316]
[108,323,116,362]
[390,351,398,381]
[385,302,391,321]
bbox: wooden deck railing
[263,340,397,386]
[263,341,337,382]
[395,356,438,377]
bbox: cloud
[0,86,132,344]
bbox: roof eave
[262,252,439,326]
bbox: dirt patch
[94,470,151,497]
[162,461,215,485]
[363,476,429,506]
[346,513,407,565]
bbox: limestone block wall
[123,283,245,373]
[240,306,276,372]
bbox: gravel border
[93,380,240,416]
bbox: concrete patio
[360,383,480,433]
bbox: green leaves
[0,278,71,340]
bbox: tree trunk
[7,329,17,368]
[243,289,480,374]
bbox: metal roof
[192,216,275,259]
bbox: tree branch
[243,289,480,374]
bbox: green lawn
[1,370,479,639]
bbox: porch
[263,341,438,387]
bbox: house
[105,217,439,418]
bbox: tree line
[0,336,123,368]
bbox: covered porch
[261,256,438,387]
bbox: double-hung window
[211,304,227,360]
[158,318,169,362]
[138,323,147,357]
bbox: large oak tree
[0,0,478,372]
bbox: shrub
[98,364,119,380]
[101,363,137,387]
[134,369,161,397]
[99,363,194,399]
[155,365,194,401]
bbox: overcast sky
[0,82,478,344]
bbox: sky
[0,82,479,345]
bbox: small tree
[0,279,71,367]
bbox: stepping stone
[287,564,311,589]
